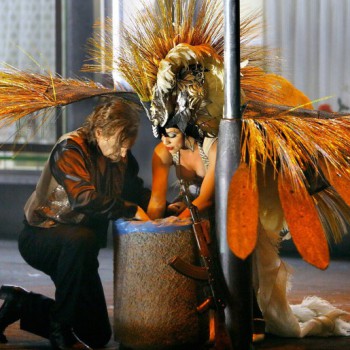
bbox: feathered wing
[0,65,146,139]
[240,93,350,268]
[224,68,350,268]
[0,66,117,128]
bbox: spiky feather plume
[83,0,269,101]
[0,65,116,128]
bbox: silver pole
[215,0,253,349]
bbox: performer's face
[95,128,134,162]
[161,127,184,154]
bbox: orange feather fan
[227,163,259,260]
[277,171,330,269]
[228,73,350,269]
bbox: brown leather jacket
[24,129,150,231]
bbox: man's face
[95,128,134,162]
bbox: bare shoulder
[206,138,218,159]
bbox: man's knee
[63,226,97,253]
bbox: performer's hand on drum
[167,201,187,215]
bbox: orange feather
[319,160,350,208]
[278,172,329,269]
[227,163,259,259]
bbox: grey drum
[113,217,208,349]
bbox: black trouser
[18,222,111,347]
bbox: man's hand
[134,206,150,221]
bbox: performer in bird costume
[0,0,350,343]
[82,0,350,339]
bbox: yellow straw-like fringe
[242,107,350,191]
[83,0,269,101]
[0,66,115,127]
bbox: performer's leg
[18,223,111,346]
[16,224,62,338]
[72,270,111,347]
[20,290,54,338]
[0,285,53,342]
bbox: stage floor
[0,239,349,350]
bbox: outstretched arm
[147,143,172,219]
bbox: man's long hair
[82,98,140,150]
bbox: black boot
[0,285,29,343]
[50,319,92,350]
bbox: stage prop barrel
[113,217,208,349]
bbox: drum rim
[113,217,193,235]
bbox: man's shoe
[0,285,29,343]
[50,320,92,350]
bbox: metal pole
[215,0,253,349]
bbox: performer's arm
[147,143,172,219]
[178,140,217,218]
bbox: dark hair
[82,98,140,149]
